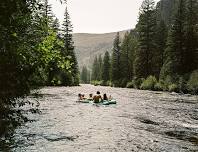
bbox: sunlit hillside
[73,30,129,70]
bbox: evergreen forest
[86,0,198,94]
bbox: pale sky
[49,0,160,33]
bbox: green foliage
[178,76,187,93]
[91,56,98,81]
[106,81,112,86]
[41,0,55,28]
[87,0,197,96]
[120,31,135,81]
[133,78,145,89]
[158,75,188,93]
[100,80,112,86]
[62,5,79,85]
[134,0,157,78]
[80,66,89,84]
[168,84,179,92]
[91,55,102,81]
[126,82,134,88]
[102,51,111,83]
[154,20,168,78]
[140,76,158,90]
[154,82,164,91]
[184,0,198,73]
[112,80,121,88]
[120,79,128,88]
[0,0,78,137]
[91,80,103,86]
[187,70,198,94]
[31,30,72,86]
[160,0,198,80]
[98,55,103,80]
[160,75,177,91]
[111,33,122,83]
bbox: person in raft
[88,94,93,101]
[78,94,86,100]
[108,95,112,100]
[93,91,102,103]
[103,94,108,101]
[78,93,82,100]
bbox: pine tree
[91,56,98,81]
[184,0,198,73]
[154,19,168,78]
[134,0,157,78]
[120,31,135,81]
[98,55,103,81]
[52,17,60,33]
[111,32,121,84]
[81,66,88,84]
[160,0,186,80]
[62,4,79,85]
[41,0,55,29]
[87,70,91,84]
[102,51,111,83]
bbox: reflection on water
[0,84,198,152]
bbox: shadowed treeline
[0,0,78,137]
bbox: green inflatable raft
[77,99,117,105]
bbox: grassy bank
[91,70,198,95]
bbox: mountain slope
[73,30,128,70]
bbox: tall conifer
[134,0,157,78]
[91,56,98,81]
[120,32,135,81]
[62,3,79,85]
[184,0,198,73]
[111,32,121,84]
[160,0,186,80]
[81,66,88,84]
[98,55,103,81]
[102,51,111,83]
[154,19,168,78]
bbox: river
[0,84,198,152]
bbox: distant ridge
[73,29,130,70]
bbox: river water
[0,84,198,152]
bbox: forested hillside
[86,0,198,94]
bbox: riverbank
[91,73,198,95]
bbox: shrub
[161,75,179,91]
[120,79,128,88]
[163,75,173,90]
[112,80,120,87]
[178,76,187,93]
[91,80,102,86]
[140,76,157,90]
[168,84,179,92]
[133,77,145,89]
[106,81,112,86]
[126,81,134,88]
[154,82,164,91]
[101,80,106,86]
[187,70,198,94]
[101,80,111,86]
